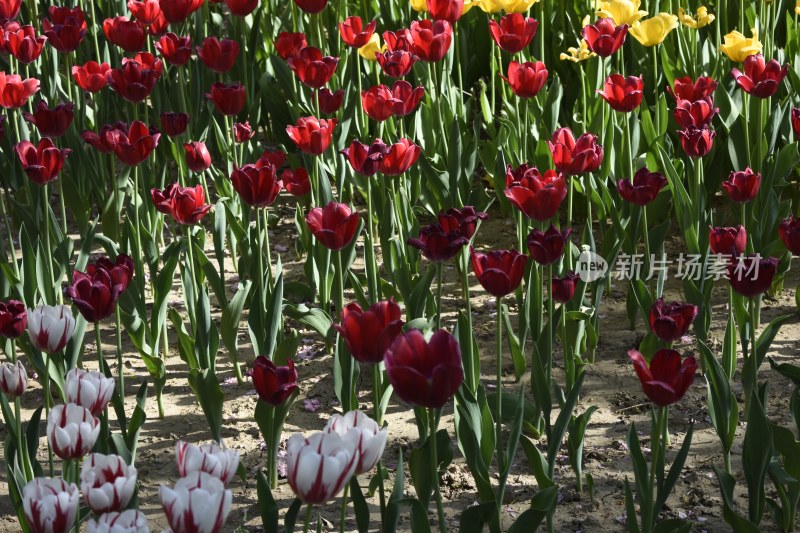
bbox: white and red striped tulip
[22,477,80,533]
[175,441,240,486]
[286,430,360,504]
[80,453,138,514]
[159,472,232,533]
[46,403,100,460]
[325,410,387,475]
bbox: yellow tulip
[358,34,384,61]
[596,0,648,26]
[719,28,762,62]
[795,0,800,15]
[477,0,504,13]
[629,13,678,46]
[560,39,597,62]
[677,6,715,29]
[499,0,540,12]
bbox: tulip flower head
[282,168,311,197]
[160,472,232,533]
[375,49,418,78]
[23,101,74,138]
[87,510,149,533]
[648,298,698,343]
[552,272,580,304]
[27,305,76,353]
[305,202,360,251]
[316,88,344,114]
[617,167,667,206]
[427,0,464,24]
[251,356,299,406]
[709,226,747,256]
[357,33,384,60]
[206,81,246,116]
[676,125,715,158]
[15,139,70,185]
[719,28,762,62]
[65,255,134,323]
[0,361,27,399]
[731,53,788,99]
[72,61,111,92]
[0,0,22,20]
[488,13,538,53]
[103,16,147,53]
[47,403,101,459]
[548,127,603,175]
[437,206,488,240]
[629,349,697,406]
[176,441,240,486]
[335,299,404,364]
[66,367,116,416]
[339,16,377,48]
[160,111,190,137]
[504,164,567,220]
[668,75,718,101]
[275,32,307,60]
[728,255,778,297]
[582,17,628,57]
[325,410,387,474]
[286,430,360,504]
[158,0,205,23]
[410,19,452,62]
[596,0,648,26]
[150,183,212,225]
[80,453,138,514]
[597,74,644,112]
[381,139,422,175]
[0,299,27,338]
[128,0,162,24]
[42,6,87,52]
[471,249,527,298]
[792,108,800,139]
[286,116,337,155]
[672,97,718,128]
[779,216,800,255]
[22,477,80,533]
[501,61,548,98]
[197,37,240,73]
[155,33,193,66]
[527,225,571,266]
[722,168,761,203]
[341,139,390,176]
[288,47,339,88]
[294,0,328,14]
[106,56,161,103]
[233,121,256,142]
[629,13,678,47]
[184,141,212,173]
[408,223,469,262]
[560,39,596,62]
[230,162,282,208]
[677,6,715,29]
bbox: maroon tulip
[223,0,258,16]
[668,76,718,101]
[251,356,298,406]
[160,112,189,137]
[677,125,715,158]
[81,122,127,154]
[106,57,160,103]
[488,13,538,53]
[294,0,328,13]
[504,164,567,221]
[233,121,255,142]
[206,81,246,116]
[306,202,360,251]
[341,139,390,176]
[582,17,627,57]
[548,127,603,176]
[408,223,468,262]
[389,81,425,116]
[722,168,760,203]
[113,121,160,166]
[184,141,212,172]
[501,60,548,99]
[471,249,527,298]
[154,33,193,66]
[617,167,667,206]
[4,25,46,64]
[147,11,169,36]
[316,88,344,114]
[197,37,239,73]
[427,0,463,24]
[23,101,74,138]
[780,217,800,255]
[230,162,283,208]
[128,0,162,24]
[282,168,311,197]
[437,206,488,240]
[380,139,421,175]
[792,108,800,140]
[15,139,70,185]
[376,50,418,78]
[151,183,211,225]
[335,300,404,364]
[673,97,718,128]
[409,19,452,63]
[552,272,580,304]
[384,329,463,408]
[709,226,747,256]
[0,72,39,109]
[158,0,205,23]
[151,182,178,215]
[258,149,286,168]
[339,16,376,48]
[130,51,164,77]
[42,6,87,52]
[383,29,414,52]
[527,225,571,266]
[287,47,339,88]
[72,62,110,93]
[103,16,146,52]
[731,53,788,99]
[648,298,698,343]
[65,255,134,322]
[0,300,26,338]
[0,0,21,20]
[597,74,644,112]
[361,85,393,121]
[728,255,778,298]
[286,116,337,156]
[275,32,307,60]
[629,349,697,407]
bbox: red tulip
[282,168,310,197]
[526,225,571,266]
[0,0,21,20]
[233,121,255,142]
[15,139,70,185]
[504,164,567,221]
[113,121,160,166]
[722,168,760,203]
[251,356,298,405]
[676,125,715,158]
[286,116,337,155]
[197,37,239,73]
[258,149,286,168]
[389,80,425,116]
[81,122,127,154]
[128,0,162,24]
[427,0,463,24]
[71,61,110,92]
[410,19,452,62]
[42,6,87,52]
[667,76,718,101]
[131,51,164,77]
[151,183,211,225]
[361,85,394,121]
[376,50,418,78]
[673,97,718,128]
[275,32,307,60]
[437,206,488,240]
[230,162,283,208]
[471,249,527,297]
[709,226,747,256]
[316,88,344,114]
[223,0,258,16]
[184,141,212,172]
[23,101,74,138]
[629,349,696,407]
[582,17,627,57]
[294,0,327,13]
[617,167,667,206]
[335,300,404,364]
[792,108,800,140]
[779,217,800,255]
[552,272,580,304]
[731,53,788,99]
[597,74,644,112]
[728,255,778,297]
[306,202,360,251]
[155,33,193,66]
[548,127,603,175]
[158,0,205,23]
[0,299,27,338]
[341,139,390,176]
[106,57,160,103]
[160,111,189,137]
[339,16,376,48]
[408,223,468,262]
[0,72,39,109]
[151,182,178,215]
[103,16,146,52]
[206,81,246,115]
[384,329,463,408]
[3,25,46,64]
[380,139,421,175]
[288,47,339,88]
[501,60,548,98]
[147,11,169,36]
[65,255,134,322]
[383,29,413,52]
[648,298,698,343]
[488,13,538,53]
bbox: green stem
[647,406,669,533]
[642,206,651,287]
[44,351,53,476]
[429,408,447,533]
[652,47,660,138]
[371,365,388,523]
[115,306,125,411]
[303,504,314,533]
[742,93,752,168]
[366,177,379,304]
[495,296,504,471]
[436,262,443,330]
[460,248,477,391]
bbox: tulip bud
[709,226,747,256]
[47,403,101,460]
[780,216,800,255]
[648,298,698,343]
[325,411,387,474]
[23,101,74,138]
[472,249,528,298]
[286,117,337,156]
[334,300,404,364]
[27,305,76,353]
[501,61,548,99]
[66,367,115,416]
[617,167,667,206]
[504,165,567,221]
[597,74,644,112]
[22,477,80,533]
[183,141,212,173]
[197,37,240,73]
[80,453,138,514]
[305,202,360,251]
[527,225,571,266]
[275,32,307,60]
[722,168,761,203]
[339,16,377,48]
[547,128,603,176]
[552,272,580,304]
[87,510,149,533]
[286,431,360,504]
[233,121,256,143]
[582,18,627,57]
[0,361,27,399]
[160,112,190,137]
[176,441,240,486]
[0,299,28,338]
[251,356,299,406]
[630,349,697,406]
[728,255,778,298]
[407,223,468,262]
[0,72,39,109]
[489,13,538,53]
[676,125,715,158]
[792,108,800,140]
[287,47,339,89]
[160,472,232,533]
[628,13,678,47]
[731,53,787,99]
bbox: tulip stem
[0,189,21,282]
[365,177,379,304]
[646,405,669,533]
[641,205,651,288]
[652,47,660,138]
[495,296,504,471]
[371,365,388,522]
[115,306,125,421]
[461,248,477,391]
[742,93,752,169]
[44,352,54,476]
[42,184,56,305]
[303,504,314,533]
[339,484,349,533]
[428,408,447,533]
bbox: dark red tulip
[230,162,283,208]
[131,51,164,77]
[597,74,644,112]
[339,16,376,48]
[306,202,360,251]
[410,19,452,63]
[341,139,390,176]
[0,72,39,109]
[408,223,468,262]
[258,149,286,168]
[42,6,87,52]
[792,108,800,139]
[151,183,211,225]
[673,97,718,128]
[384,329,463,408]
[106,57,160,103]
[676,126,715,158]
[151,182,178,214]
[427,0,463,24]
[389,80,425,116]
[779,217,800,255]
[376,50,418,78]
[629,349,697,407]
[731,53,788,99]
[383,29,413,52]
[548,128,603,176]
[128,0,162,25]
[113,121,160,166]
[103,16,146,52]
[709,226,747,256]
[316,88,344,114]
[197,37,239,73]
[648,298,698,343]
[223,0,258,16]
[667,76,718,101]
[0,0,21,20]
[65,255,134,322]
[361,85,394,121]
[147,11,169,36]
[15,139,70,185]
[282,168,310,197]
[275,32,307,60]
[552,272,580,304]
[527,225,571,266]
[335,299,404,364]
[158,0,205,23]
[381,139,421,175]
[501,61,548,99]
[154,33,193,65]
[617,167,667,206]
[286,116,337,156]
[488,13,538,53]
[233,121,255,142]
[71,61,110,92]
[288,47,339,88]
[206,81,246,115]
[582,17,627,57]
[3,25,46,64]
[437,206,488,240]
[0,300,26,338]
[23,101,74,138]
[504,164,567,221]
[471,249,527,298]
[251,356,298,406]
[728,255,778,298]
[294,0,327,13]
[160,112,189,137]
[722,168,760,203]
[184,141,212,172]
[81,122,127,154]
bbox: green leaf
[742,391,773,524]
[283,498,303,533]
[712,467,762,532]
[349,478,370,533]
[508,486,558,533]
[458,502,497,533]
[257,470,279,532]
[187,368,224,443]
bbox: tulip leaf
[187,368,224,443]
[507,486,558,533]
[283,303,331,340]
[349,478,370,533]
[742,390,773,524]
[699,342,737,454]
[712,467,762,532]
[626,422,651,522]
[547,372,585,475]
[655,423,694,516]
[755,313,793,368]
[257,469,279,532]
[519,436,552,490]
[283,498,302,533]
[458,502,497,533]
[501,302,526,380]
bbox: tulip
[560,39,597,63]
[426,0,463,23]
[259,149,286,168]
[224,0,258,16]
[130,52,164,77]
[0,72,39,109]
[792,108,800,139]
[275,32,307,60]
[128,0,162,24]
[383,29,414,52]
[106,58,160,103]
[72,61,111,93]
[361,85,394,121]
[22,478,80,533]
[731,53,788,99]
[160,472,232,533]
[672,97,718,128]
[66,368,116,416]
[0,300,27,338]
[160,111,189,137]
[488,13,538,53]
[597,74,644,112]
[233,121,256,142]
[709,226,747,256]
[103,16,146,52]
[617,167,667,206]
[0,0,21,19]
[335,300,404,364]
[409,19,452,62]
[668,75,718,101]
[677,6,715,29]
[552,272,580,304]
[65,260,130,323]
[294,0,328,13]
[286,430,359,504]
[437,206,488,240]
[722,168,760,203]
[155,33,193,66]
[197,37,239,73]
[15,139,70,185]
[629,13,678,47]
[358,33,383,60]
[596,0,648,26]
[384,329,463,408]
[325,410,387,474]
[306,202,360,251]
[408,223,468,262]
[582,17,628,57]
[206,81,246,116]
[380,138,421,175]
[47,403,100,459]
[176,441,240,485]
[676,125,715,158]
[230,162,282,208]
[158,0,205,23]
[82,122,127,154]
[287,47,339,88]
[251,356,298,405]
[719,28,762,62]
[780,217,800,255]
[648,298,698,343]
[341,139,390,176]
[728,255,778,297]
[0,361,27,399]
[27,305,76,353]
[173,185,212,225]
[286,116,337,156]
[80,453,137,514]
[504,164,567,220]
[479,0,539,13]
[389,80,425,116]
[501,61,548,98]
[42,6,87,52]
[148,12,169,35]
[22,101,73,138]
[375,50,418,78]
[4,25,46,64]
[629,349,697,406]
[113,121,160,166]
[183,141,212,173]
[527,225,571,266]
[339,16,376,48]
[471,249,527,298]
[316,88,344,114]
[87,510,149,533]
[548,128,603,175]
[282,168,311,197]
